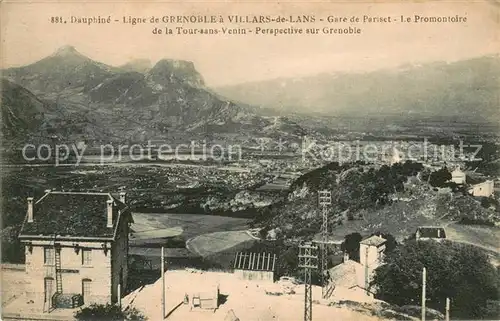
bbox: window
[82,279,92,303]
[44,277,54,303]
[44,248,54,265]
[82,249,92,265]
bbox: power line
[318,190,332,299]
[299,242,318,321]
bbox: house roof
[416,226,446,238]
[19,191,131,240]
[470,180,494,188]
[328,260,363,289]
[360,235,386,247]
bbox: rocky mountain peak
[52,45,82,57]
[148,59,205,87]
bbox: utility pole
[445,297,450,321]
[364,246,369,295]
[161,246,165,320]
[422,267,426,321]
[118,283,121,309]
[299,242,318,321]
[318,190,332,299]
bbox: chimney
[119,191,126,204]
[27,197,34,223]
[107,200,113,228]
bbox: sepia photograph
[0,0,499,320]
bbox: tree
[341,232,362,262]
[373,240,499,319]
[370,232,398,253]
[429,167,451,187]
[74,304,147,321]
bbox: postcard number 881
[50,17,65,23]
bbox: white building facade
[19,191,132,311]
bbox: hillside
[1,79,45,133]
[256,161,500,242]
[215,56,500,121]
[3,45,116,94]
[0,79,53,146]
[1,46,307,145]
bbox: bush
[370,232,398,253]
[74,303,147,321]
[373,240,499,319]
[341,233,362,262]
[428,167,451,187]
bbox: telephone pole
[422,267,426,321]
[161,246,165,319]
[318,190,332,299]
[299,242,318,321]
[445,297,450,321]
[364,245,369,295]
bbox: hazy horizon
[3,44,499,88]
[1,1,499,86]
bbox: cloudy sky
[1,0,499,86]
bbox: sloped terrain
[1,79,48,142]
[3,45,116,94]
[216,55,500,121]
[257,161,500,242]
[2,46,308,146]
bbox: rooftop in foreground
[19,191,130,240]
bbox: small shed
[233,252,276,282]
[416,226,446,241]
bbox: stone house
[468,180,494,197]
[328,235,387,296]
[18,190,133,311]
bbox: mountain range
[1,46,499,148]
[215,56,500,121]
[1,46,299,146]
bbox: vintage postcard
[1,0,499,320]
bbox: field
[444,223,500,263]
[186,231,255,257]
[131,213,251,241]
[129,213,254,271]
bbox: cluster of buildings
[450,167,494,197]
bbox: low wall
[234,270,274,282]
[2,313,74,321]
